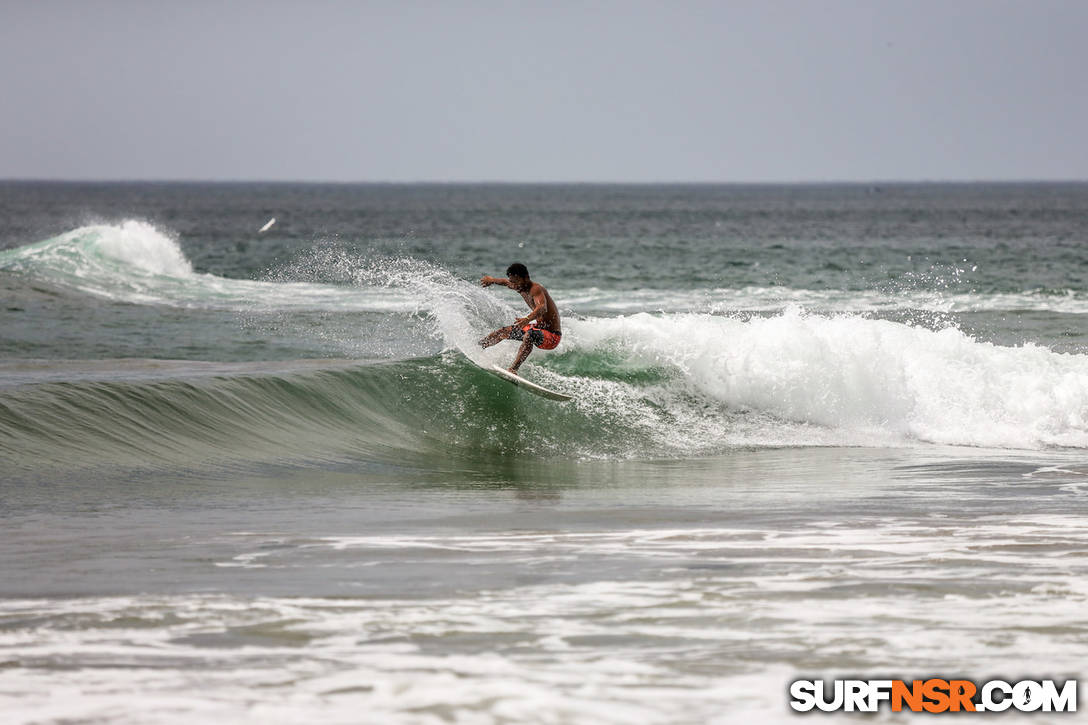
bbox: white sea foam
[91,219,193,276]
[559,308,1088,449]
[1,515,1084,724]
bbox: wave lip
[0,222,411,311]
[0,221,192,303]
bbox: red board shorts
[508,323,562,350]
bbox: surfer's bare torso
[514,282,561,334]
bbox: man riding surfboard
[478,263,562,375]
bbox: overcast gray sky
[2,0,1086,182]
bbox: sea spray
[265,246,532,365]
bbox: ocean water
[1,182,1086,723]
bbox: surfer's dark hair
[506,263,529,279]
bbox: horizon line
[3,176,1088,186]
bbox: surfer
[478,263,562,375]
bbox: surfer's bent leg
[479,325,514,349]
[509,336,534,374]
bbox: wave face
[3,310,1086,474]
[0,355,679,471]
[1,220,1087,472]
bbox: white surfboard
[484,364,571,401]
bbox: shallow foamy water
[2,448,1085,723]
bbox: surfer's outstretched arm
[480,276,513,288]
